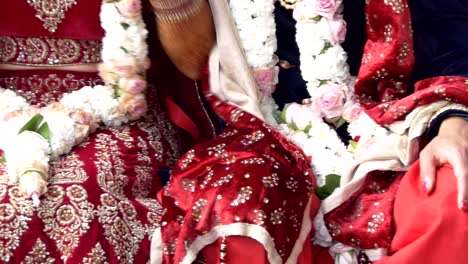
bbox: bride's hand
[420,117,468,210]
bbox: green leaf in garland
[279,107,288,124]
[318,79,328,86]
[120,46,129,54]
[37,122,51,141]
[336,117,347,129]
[311,16,321,22]
[121,22,130,30]
[18,114,44,134]
[304,124,312,134]
[315,174,341,200]
[320,42,333,55]
[0,151,6,163]
[349,140,358,150]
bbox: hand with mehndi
[420,117,468,210]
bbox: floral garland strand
[229,0,280,125]
[0,0,150,206]
[276,0,390,250]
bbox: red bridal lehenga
[0,1,215,263]
[154,0,468,263]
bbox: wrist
[439,117,468,136]
[150,0,205,23]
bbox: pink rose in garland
[119,77,147,94]
[342,101,363,122]
[118,0,142,18]
[315,0,342,19]
[327,16,347,44]
[314,83,346,119]
[253,67,278,96]
[121,93,148,120]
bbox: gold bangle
[150,0,205,23]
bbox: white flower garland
[229,0,280,125]
[0,0,150,206]
[232,0,391,251]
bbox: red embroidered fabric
[325,0,468,253]
[0,0,103,39]
[158,91,320,263]
[0,70,180,263]
[0,36,102,66]
[355,0,468,125]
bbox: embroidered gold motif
[0,36,102,66]
[26,0,78,33]
[22,239,56,264]
[383,0,404,14]
[0,187,35,262]
[49,153,88,184]
[97,194,146,264]
[230,186,253,207]
[95,134,146,263]
[0,73,103,106]
[82,243,109,264]
[38,185,94,262]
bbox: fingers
[452,158,468,211]
[419,148,437,194]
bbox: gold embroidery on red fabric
[180,149,195,170]
[0,36,102,66]
[26,0,78,33]
[270,208,285,225]
[49,153,87,184]
[240,158,265,165]
[199,168,214,189]
[230,186,253,206]
[95,134,146,263]
[262,173,279,188]
[23,239,56,264]
[82,243,109,264]
[367,212,385,233]
[219,129,239,138]
[230,109,244,122]
[0,186,35,262]
[253,209,267,226]
[0,73,103,106]
[137,197,166,237]
[396,42,410,64]
[38,185,94,262]
[240,131,265,146]
[383,0,404,14]
[192,198,207,222]
[384,24,393,43]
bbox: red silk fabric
[0,0,104,39]
[377,162,468,264]
[158,91,320,263]
[355,0,468,125]
[0,71,179,263]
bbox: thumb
[419,149,437,194]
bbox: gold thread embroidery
[49,153,88,184]
[0,73,103,106]
[82,243,109,264]
[95,134,146,263]
[26,0,78,33]
[0,36,102,66]
[22,239,56,264]
[0,187,35,262]
[38,185,94,262]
